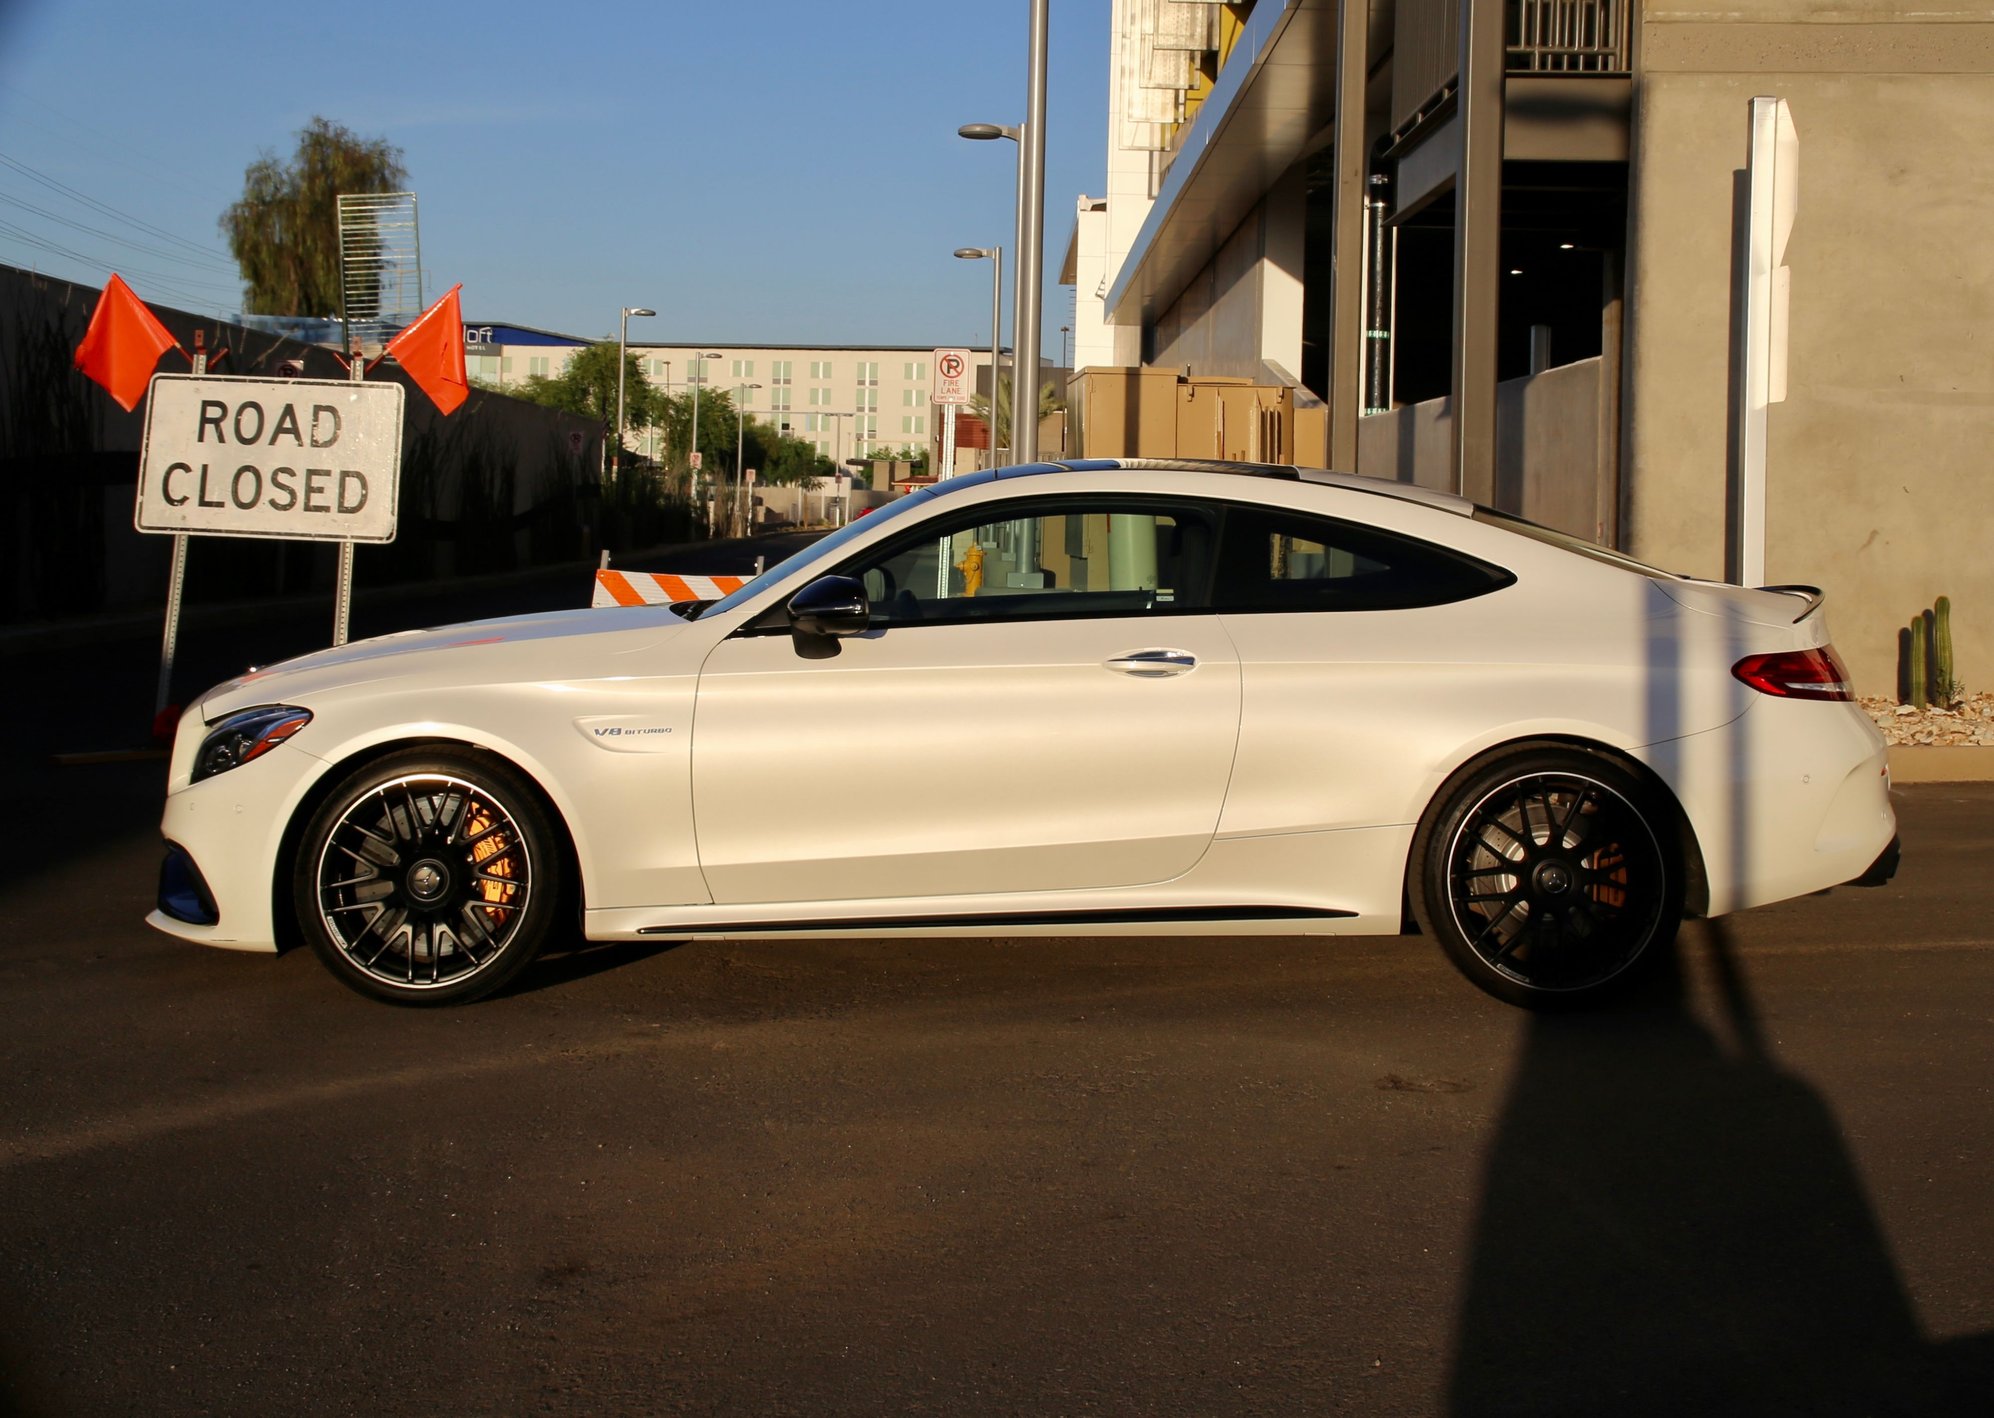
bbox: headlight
[193,705,313,782]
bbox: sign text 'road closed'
[135,375,405,543]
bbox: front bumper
[147,738,323,953]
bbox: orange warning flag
[383,283,469,415]
[72,273,178,411]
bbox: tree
[969,375,1063,455]
[858,443,929,477]
[654,387,741,478]
[505,344,668,460]
[220,117,407,317]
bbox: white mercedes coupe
[149,460,1898,1008]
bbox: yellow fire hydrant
[954,540,985,598]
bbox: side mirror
[787,575,870,638]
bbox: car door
[690,496,1242,907]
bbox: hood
[197,605,693,721]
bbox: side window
[844,501,1216,626]
[1211,506,1512,612]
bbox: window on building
[530,356,550,377]
[770,387,792,411]
[901,414,926,436]
[903,361,927,381]
[855,388,878,412]
[855,361,878,386]
[808,387,830,407]
[810,360,833,380]
[902,388,922,407]
[771,360,792,385]
[732,359,754,378]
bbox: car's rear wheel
[293,748,565,1005]
[1412,746,1681,1008]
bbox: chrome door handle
[1104,648,1198,677]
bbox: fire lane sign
[134,374,405,543]
[932,347,971,406]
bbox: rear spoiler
[1760,584,1825,623]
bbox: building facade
[462,325,999,467]
[1065,0,1993,692]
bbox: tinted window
[844,499,1217,626]
[1211,505,1512,613]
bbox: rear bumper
[1638,698,1896,918]
[1850,833,1902,888]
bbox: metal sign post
[932,347,971,483]
[152,340,205,717]
[334,349,364,645]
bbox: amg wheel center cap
[407,859,452,904]
[1534,860,1575,897]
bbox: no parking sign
[932,348,971,406]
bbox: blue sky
[0,1,1108,357]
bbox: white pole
[1734,97,1797,588]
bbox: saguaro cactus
[1934,595,1955,705]
[1909,616,1929,710]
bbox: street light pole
[734,382,762,536]
[614,306,655,481]
[688,349,722,492]
[953,246,1004,466]
[1015,0,1049,466]
[958,120,1028,461]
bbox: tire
[1410,745,1682,1009]
[293,747,567,1005]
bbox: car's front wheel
[1412,745,1682,1008]
[293,748,566,1005]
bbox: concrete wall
[1150,168,1308,381]
[1623,1,1994,695]
[1358,357,1607,540]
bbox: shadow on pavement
[1446,920,1994,1416]
[495,937,682,999]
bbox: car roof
[979,458,1476,517]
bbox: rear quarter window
[1211,505,1514,613]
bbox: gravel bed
[1860,692,1994,747]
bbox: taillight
[1731,646,1855,701]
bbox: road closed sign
[932,348,972,406]
[135,375,405,543]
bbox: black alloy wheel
[294,749,566,1005]
[1414,747,1681,1008]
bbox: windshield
[1471,507,1683,579]
[694,489,937,619]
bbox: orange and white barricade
[591,569,753,608]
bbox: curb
[1889,747,1994,784]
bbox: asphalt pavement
[1,563,1991,1416]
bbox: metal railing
[1390,0,1632,136]
[1508,0,1630,74]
